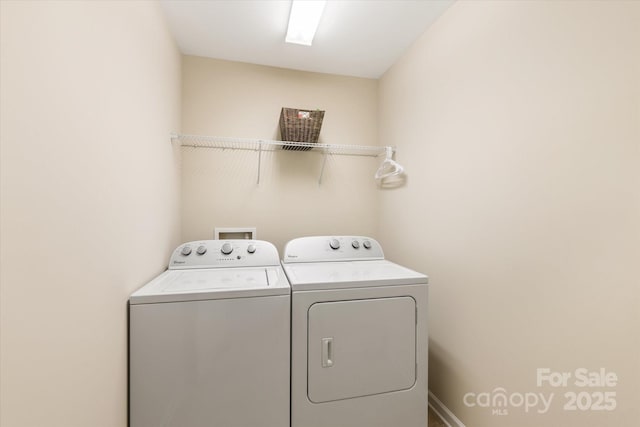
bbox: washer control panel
[283,236,385,263]
[169,240,280,269]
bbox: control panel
[169,240,280,269]
[282,236,385,263]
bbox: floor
[428,406,448,427]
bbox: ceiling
[159,0,454,79]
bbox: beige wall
[378,1,639,426]
[181,56,379,251]
[0,1,181,426]
[3,1,638,426]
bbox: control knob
[363,240,372,249]
[196,245,207,255]
[329,238,340,250]
[181,245,192,256]
[352,240,360,249]
[221,242,233,255]
[247,244,256,254]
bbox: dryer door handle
[321,338,334,368]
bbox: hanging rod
[171,133,389,157]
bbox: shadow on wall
[429,338,473,423]
[273,150,328,182]
[377,174,407,189]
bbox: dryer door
[307,297,416,403]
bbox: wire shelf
[171,133,388,157]
[171,133,400,186]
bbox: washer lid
[129,266,290,304]
[283,260,428,291]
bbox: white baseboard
[428,390,466,427]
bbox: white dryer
[129,240,290,427]
[282,236,429,427]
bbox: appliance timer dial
[221,242,233,255]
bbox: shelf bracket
[256,141,262,185]
[318,148,329,186]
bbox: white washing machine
[282,236,429,427]
[129,240,290,427]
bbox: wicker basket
[279,107,325,151]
